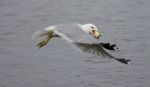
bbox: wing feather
[74,43,115,59]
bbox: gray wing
[74,43,115,59]
[75,43,131,64]
[54,23,99,44]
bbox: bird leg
[37,35,52,49]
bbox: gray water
[0,0,150,87]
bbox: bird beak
[94,31,102,39]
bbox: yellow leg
[37,35,52,49]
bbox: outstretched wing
[74,43,115,58]
[74,43,131,64]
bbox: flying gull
[32,23,131,65]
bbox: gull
[32,23,131,65]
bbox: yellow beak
[94,31,102,39]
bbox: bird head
[81,24,103,39]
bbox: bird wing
[74,43,115,59]
[74,43,131,64]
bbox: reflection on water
[0,0,150,87]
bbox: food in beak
[94,31,101,39]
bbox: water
[0,0,150,87]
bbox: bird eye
[91,26,94,29]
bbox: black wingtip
[115,58,132,65]
[100,43,118,51]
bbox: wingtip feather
[114,58,132,65]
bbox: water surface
[0,0,150,87]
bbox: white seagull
[32,23,131,65]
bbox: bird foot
[37,36,51,49]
